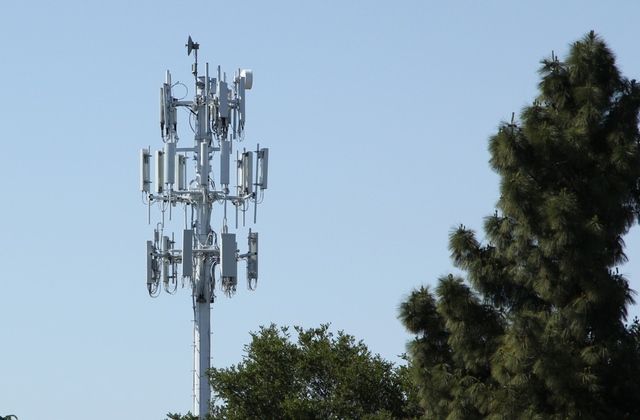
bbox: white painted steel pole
[195,289,211,416]
[193,93,212,417]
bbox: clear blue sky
[3,1,640,419]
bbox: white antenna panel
[240,69,253,90]
[247,231,258,282]
[162,235,170,252]
[239,151,253,195]
[220,233,237,282]
[162,258,169,286]
[238,76,246,126]
[146,240,154,285]
[220,141,230,185]
[182,229,193,278]
[162,85,173,134]
[258,148,268,190]
[140,148,151,192]
[164,143,176,185]
[155,150,164,193]
[161,236,170,286]
[176,154,187,190]
[199,142,209,186]
[159,88,165,132]
[218,81,229,118]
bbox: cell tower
[139,36,269,417]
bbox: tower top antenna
[186,35,199,56]
[186,36,200,78]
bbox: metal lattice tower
[139,36,268,417]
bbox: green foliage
[166,413,203,420]
[166,414,194,420]
[204,324,422,420]
[400,31,640,419]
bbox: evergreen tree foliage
[400,32,640,419]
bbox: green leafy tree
[166,413,202,420]
[200,324,421,419]
[400,31,640,419]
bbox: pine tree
[400,32,640,419]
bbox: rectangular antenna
[220,140,230,186]
[239,76,246,126]
[258,148,269,190]
[140,148,151,192]
[162,236,170,286]
[220,233,237,284]
[218,81,229,119]
[182,229,193,278]
[239,151,253,195]
[200,142,209,186]
[162,235,170,252]
[160,87,165,133]
[164,142,176,186]
[162,259,169,286]
[247,231,258,282]
[146,241,154,284]
[176,154,187,190]
[155,150,164,193]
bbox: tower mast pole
[193,59,213,416]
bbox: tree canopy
[400,31,640,419]
[200,324,420,419]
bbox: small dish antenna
[186,36,200,78]
[186,36,199,56]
